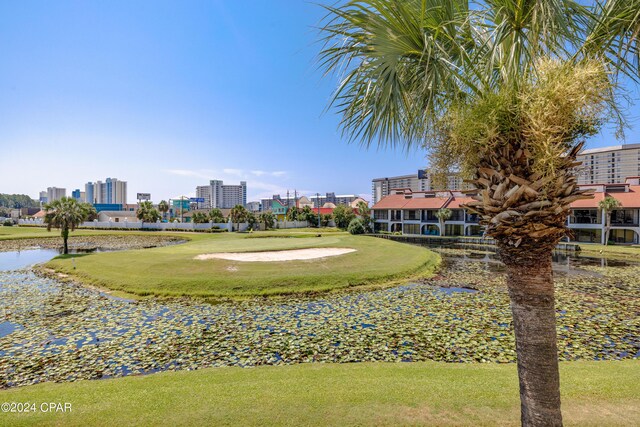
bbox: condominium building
[371,176,640,244]
[195,180,246,209]
[38,191,48,204]
[309,193,362,208]
[46,187,66,202]
[85,178,127,204]
[577,143,640,184]
[246,201,261,212]
[371,170,469,205]
[71,189,86,202]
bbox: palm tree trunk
[499,246,562,426]
[62,228,69,255]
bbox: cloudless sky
[1,1,639,203]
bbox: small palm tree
[435,208,452,237]
[598,196,622,245]
[158,200,169,222]
[208,208,225,223]
[259,211,276,230]
[80,203,98,221]
[356,200,372,232]
[44,197,89,254]
[191,212,209,224]
[137,201,161,226]
[230,205,248,231]
[286,207,300,221]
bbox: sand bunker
[194,247,356,262]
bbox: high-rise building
[577,143,640,185]
[371,170,469,205]
[85,178,127,204]
[195,180,246,209]
[46,187,66,202]
[71,189,86,202]
[39,191,48,205]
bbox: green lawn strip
[577,243,640,260]
[1,361,637,427]
[44,233,439,298]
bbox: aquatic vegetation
[0,247,637,388]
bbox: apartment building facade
[196,180,246,209]
[46,187,66,202]
[577,143,640,185]
[85,178,127,204]
[372,177,640,244]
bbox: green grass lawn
[1,360,638,427]
[577,242,640,259]
[43,231,439,298]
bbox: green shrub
[3,219,14,226]
[347,218,365,235]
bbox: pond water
[0,247,121,271]
[0,242,637,388]
[0,249,61,271]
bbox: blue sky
[1,1,638,203]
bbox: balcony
[569,209,601,225]
[611,210,639,227]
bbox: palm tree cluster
[319,1,639,424]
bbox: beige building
[46,187,66,202]
[577,143,640,185]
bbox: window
[404,224,421,235]
[373,210,388,220]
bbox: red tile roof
[374,185,640,211]
[372,194,449,210]
[606,186,640,208]
[570,192,604,208]
[445,197,475,209]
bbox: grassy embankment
[1,360,638,427]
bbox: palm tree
[230,205,248,232]
[158,200,169,222]
[80,203,98,221]
[319,1,639,424]
[286,206,300,221]
[208,208,225,224]
[259,211,276,230]
[435,208,452,237]
[598,196,622,245]
[357,200,372,232]
[136,201,161,226]
[44,197,89,254]
[192,212,209,224]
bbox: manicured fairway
[1,361,638,427]
[44,231,439,298]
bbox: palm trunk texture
[500,246,562,426]
[464,140,593,426]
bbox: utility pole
[317,192,321,228]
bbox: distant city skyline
[1,1,638,203]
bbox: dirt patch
[195,248,356,262]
